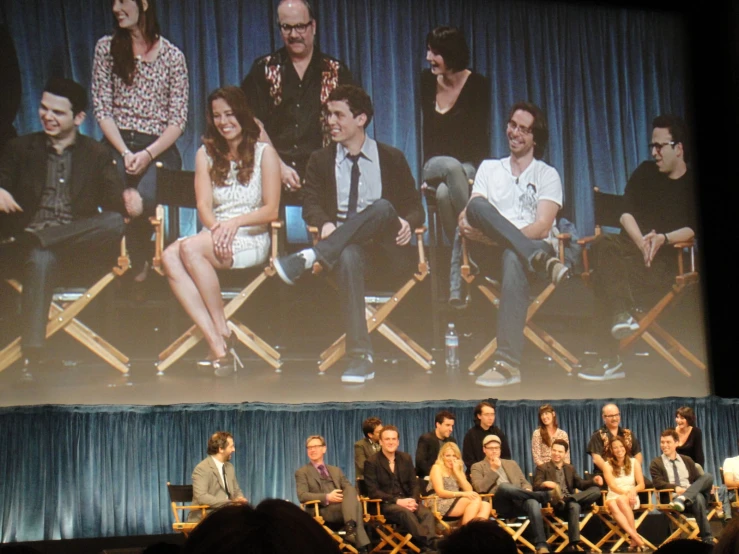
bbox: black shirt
[462,424,512,472]
[241,47,353,180]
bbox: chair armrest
[301,500,323,518]
[269,220,284,261]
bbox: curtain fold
[0,0,686,235]
[1,396,736,542]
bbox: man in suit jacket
[273,84,424,384]
[296,435,370,550]
[0,78,142,362]
[470,434,554,554]
[364,425,437,552]
[189,431,247,522]
[355,416,382,479]
[534,439,603,549]
[650,429,714,544]
[415,410,457,478]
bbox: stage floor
[0,272,710,406]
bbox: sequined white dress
[204,142,270,268]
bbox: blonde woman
[428,442,491,524]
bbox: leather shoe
[342,521,358,545]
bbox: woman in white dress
[603,436,647,551]
[162,86,280,373]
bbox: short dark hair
[439,518,517,554]
[380,425,399,440]
[552,438,569,453]
[426,26,470,72]
[508,101,549,159]
[362,417,382,438]
[473,401,495,423]
[183,500,341,554]
[435,410,456,426]
[277,0,315,21]
[652,114,690,162]
[675,406,695,427]
[207,431,233,455]
[661,428,679,441]
[43,77,87,116]
[327,85,374,128]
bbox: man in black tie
[649,429,714,544]
[295,435,370,551]
[190,431,247,522]
[273,85,424,384]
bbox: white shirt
[471,156,563,246]
[211,456,226,489]
[723,455,739,479]
[335,137,382,223]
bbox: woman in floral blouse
[531,403,570,466]
[92,0,188,282]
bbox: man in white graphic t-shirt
[457,102,567,388]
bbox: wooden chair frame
[578,187,706,377]
[591,489,657,553]
[654,488,717,546]
[151,165,282,373]
[479,493,538,554]
[307,226,433,374]
[720,467,739,517]
[0,238,131,374]
[541,502,601,552]
[357,479,421,554]
[420,493,462,536]
[460,234,579,375]
[167,481,210,538]
[302,500,359,554]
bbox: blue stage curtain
[0,396,737,542]
[0,0,686,235]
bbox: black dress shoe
[342,521,358,545]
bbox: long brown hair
[110,0,161,86]
[538,404,559,447]
[606,436,632,477]
[203,87,261,187]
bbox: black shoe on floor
[273,252,308,285]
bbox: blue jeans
[466,196,553,367]
[718,485,735,518]
[104,131,182,271]
[314,199,413,356]
[493,483,551,549]
[422,156,475,301]
[680,473,714,541]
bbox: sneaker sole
[273,258,297,286]
[577,370,626,382]
[611,325,639,340]
[553,265,569,286]
[475,374,522,387]
[341,375,366,384]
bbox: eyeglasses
[507,120,533,136]
[278,21,313,34]
[604,413,620,419]
[306,444,325,450]
[648,141,676,154]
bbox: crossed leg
[607,496,645,548]
[446,494,492,524]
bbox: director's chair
[357,478,421,554]
[307,225,433,374]
[151,166,282,373]
[460,233,579,375]
[0,235,131,374]
[301,499,359,554]
[654,488,717,546]
[541,501,600,552]
[578,187,706,377]
[478,493,537,554]
[591,489,657,552]
[166,481,210,538]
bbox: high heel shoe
[212,344,244,377]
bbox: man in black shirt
[241,0,352,203]
[415,410,457,479]
[578,114,696,381]
[462,401,512,472]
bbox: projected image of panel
[0,0,709,406]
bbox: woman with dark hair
[161,87,280,374]
[603,437,647,552]
[92,0,189,283]
[674,406,705,467]
[531,404,570,466]
[420,26,490,307]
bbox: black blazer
[0,132,125,238]
[364,450,420,504]
[415,432,456,478]
[301,140,424,232]
[533,462,597,492]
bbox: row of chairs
[168,474,739,554]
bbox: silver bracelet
[121,149,132,158]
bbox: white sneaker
[475,361,522,387]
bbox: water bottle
[445,323,459,371]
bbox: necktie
[317,464,330,479]
[670,459,681,487]
[222,465,230,496]
[347,153,361,218]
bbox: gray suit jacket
[189,456,245,522]
[295,462,353,503]
[470,458,531,495]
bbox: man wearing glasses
[578,115,695,381]
[457,102,569,388]
[241,0,353,200]
[295,435,371,551]
[587,403,643,476]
